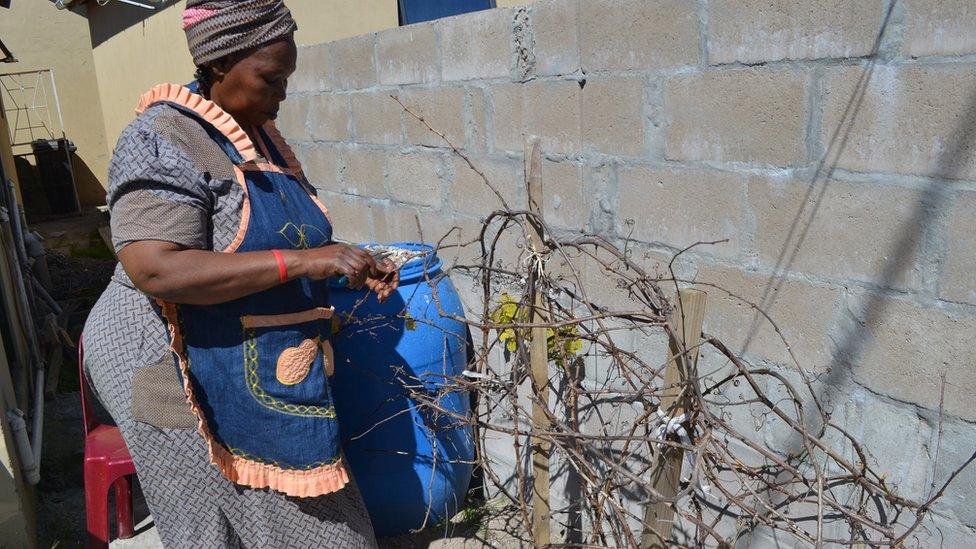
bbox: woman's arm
[119,240,388,306]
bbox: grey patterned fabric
[85,102,376,547]
[184,0,297,66]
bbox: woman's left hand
[365,258,399,303]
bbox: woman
[83,1,395,546]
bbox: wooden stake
[525,136,551,547]
[641,288,707,549]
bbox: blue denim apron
[140,84,348,497]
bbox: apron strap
[255,126,289,168]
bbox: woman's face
[209,36,298,128]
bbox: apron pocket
[240,307,337,418]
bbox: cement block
[350,91,401,145]
[821,64,976,180]
[665,68,807,166]
[850,293,976,422]
[941,192,976,305]
[617,166,749,259]
[317,192,375,243]
[524,79,582,155]
[748,177,927,289]
[441,214,501,270]
[294,143,339,193]
[449,155,521,217]
[332,33,377,90]
[400,87,469,149]
[489,79,580,154]
[276,95,311,142]
[573,246,679,315]
[291,44,332,93]
[821,388,931,501]
[376,24,439,86]
[930,418,976,527]
[907,514,976,548]
[307,94,350,142]
[707,0,885,64]
[489,82,526,152]
[695,263,842,373]
[581,76,645,157]
[338,148,387,199]
[579,0,699,71]
[467,88,488,153]
[386,151,443,208]
[530,0,581,76]
[440,8,512,82]
[541,158,587,230]
[903,0,976,58]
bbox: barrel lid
[382,242,441,284]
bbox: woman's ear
[210,51,246,84]
[210,59,231,83]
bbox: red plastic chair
[79,336,136,548]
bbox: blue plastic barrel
[329,243,474,537]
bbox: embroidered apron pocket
[240,307,337,417]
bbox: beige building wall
[85,0,397,168]
[0,0,110,206]
[0,89,34,549]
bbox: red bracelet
[271,249,288,284]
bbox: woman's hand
[301,243,380,289]
[365,257,399,303]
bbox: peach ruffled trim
[136,83,258,163]
[224,169,252,253]
[211,443,349,498]
[158,300,350,498]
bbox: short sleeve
[107,118,214,252]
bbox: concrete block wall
[277,0,976,543]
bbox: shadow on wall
[87,0,183,48]
[733,0,976,543]
[72,153,107,207]
[743,1,974,423]
[14,152,105,212]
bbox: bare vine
[337,96,976,548]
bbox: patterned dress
[83,88,377,548]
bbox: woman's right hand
[300,243,380,288]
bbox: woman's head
[197,38,297,127]
[183,0,298,127]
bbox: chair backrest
[77,334,98,435]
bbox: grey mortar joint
[511,6,537,82]
[877,0,907,61]
[696,0,709,67]
[803,66,825,166]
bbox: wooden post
[525,136,551,547]
[641,288,707,548]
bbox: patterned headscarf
[183,0,297,67]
